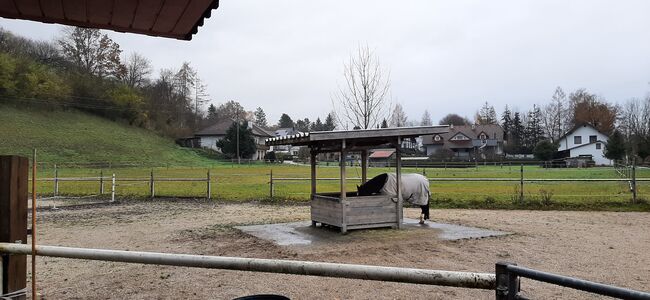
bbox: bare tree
[333,45,391,129]
[390,103,407,127]
[541,86,568,142]
[420,110,432,126]
[124,52,152,88]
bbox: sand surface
[28,199,650,299]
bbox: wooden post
[149,169,155,199]
[269,170,274,199]
[54,163,59,197]
[99,170,104,195]
[519,164,524,204]
[0,156,28,297]
[310,151,317,200]
[396,137,403,229]
[632,160,637,204]
[206,169,211,200]
[111,174,116,203]
[361,150,368,184]
[340,139,347,234]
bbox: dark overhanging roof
[0,0,219,40]
[266,126,450,149]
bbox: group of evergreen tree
[276,112,336,132]
[499,105,543,154]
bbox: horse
[357,173,430,224]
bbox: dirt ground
[27,199,650,299]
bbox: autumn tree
[569,89,617,135]
[215,100,246,121]
[333,44,391,129]
[58,27,125,78]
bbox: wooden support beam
[340,139,347,234]
[361,150,368,184]
[0,156,28,296]
[395,137,403,229]
[310,151,317,200]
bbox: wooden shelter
[266,126,448,233]
[0,0,219,40]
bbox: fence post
[206,169,211,200]
[54,163,59,197]
[519,164,524,204]
[269,169,274,199]
[149,169,155,199]
[111,174,116,202]
[495,262,519,300]
[632,160,637,204]
[0,156,28,297]
[100,170,104,195]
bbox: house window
[434,135,441,142]
[479,133,487,140]
[574,136,582,144]
[451,134,469,141]
[596,143,601,149]
[589,135,597,143]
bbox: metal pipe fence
[0,243,495,290]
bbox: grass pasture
[32,164,650,211]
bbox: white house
[194,119,274,160]
[557,124,611,166]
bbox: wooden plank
[86,0,113,25]
[347,222,397,230]
[0,156,28,295]
[131,0,164,30]
[171,0,213,35]
[111,0,138,28]
[347,215,398,226]
[152,0,189,33]
[61,0,87,22]
[14,0,42,17]
[346,207,396,217]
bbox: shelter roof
[265,126,449,150]
[369,149,395,159]
[0,0,219,40]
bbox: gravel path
[27,199,650,299]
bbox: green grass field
[31,164,650,211]
[0,105,212,165]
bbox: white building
[194,119,274,160]
[557,124,612,166]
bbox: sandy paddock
[27,199,650,299]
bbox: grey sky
[2,0,650,126]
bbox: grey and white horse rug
[357,173,430,224]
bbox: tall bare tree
[333,45,391,129]
[420,110,432,126]
[541,86,569,142]
[123,52,152,88]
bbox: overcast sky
[2,0,650,125]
